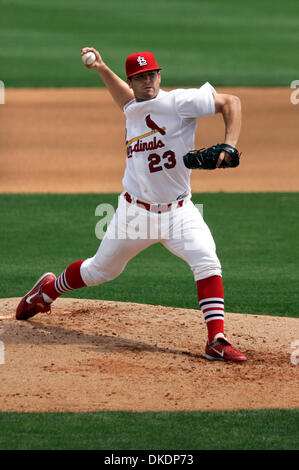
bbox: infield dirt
[0,87,298,412]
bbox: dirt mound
[0,298,298,412]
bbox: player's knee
[192,260,222,281]
[80,257,124,286]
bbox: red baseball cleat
[204,333,247,362]
[16,272,56,320]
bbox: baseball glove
[183,143,241,170]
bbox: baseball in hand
[82,51,96,65]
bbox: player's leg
[162,200,224,339]
[16,197,155,320]
[79,196,156,286]
[162,200,247,362]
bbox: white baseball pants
[80,194,222,286]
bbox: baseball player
[16,48,247,362]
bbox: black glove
[183,143,240,170]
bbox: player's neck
[135,89,160,102]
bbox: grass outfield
[1,0,298,87]
[0,409,298,450]
[1,193,298,317]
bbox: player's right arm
[81,47,135,110]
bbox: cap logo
[137,56,147,66]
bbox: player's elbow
[224,95,241,117]
[214,93,241,114]
[229,94,241,111]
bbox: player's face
[128,71,161,102]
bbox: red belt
[124,192,184,213]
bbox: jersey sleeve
[174,82,216,119]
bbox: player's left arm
[214,93,242,168]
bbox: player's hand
[81,47,104,70]
[216,151,232,168]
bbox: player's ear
[127,78,132,89]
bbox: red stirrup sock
[41,260,86,302]
[197,275,225,342]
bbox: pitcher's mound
[0,298,298,412]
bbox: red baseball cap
[126,52,162,78]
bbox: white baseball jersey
[122,82,216,203]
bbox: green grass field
[1,0,299,87]
[2,193,298,317]
[0,409,298,450]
